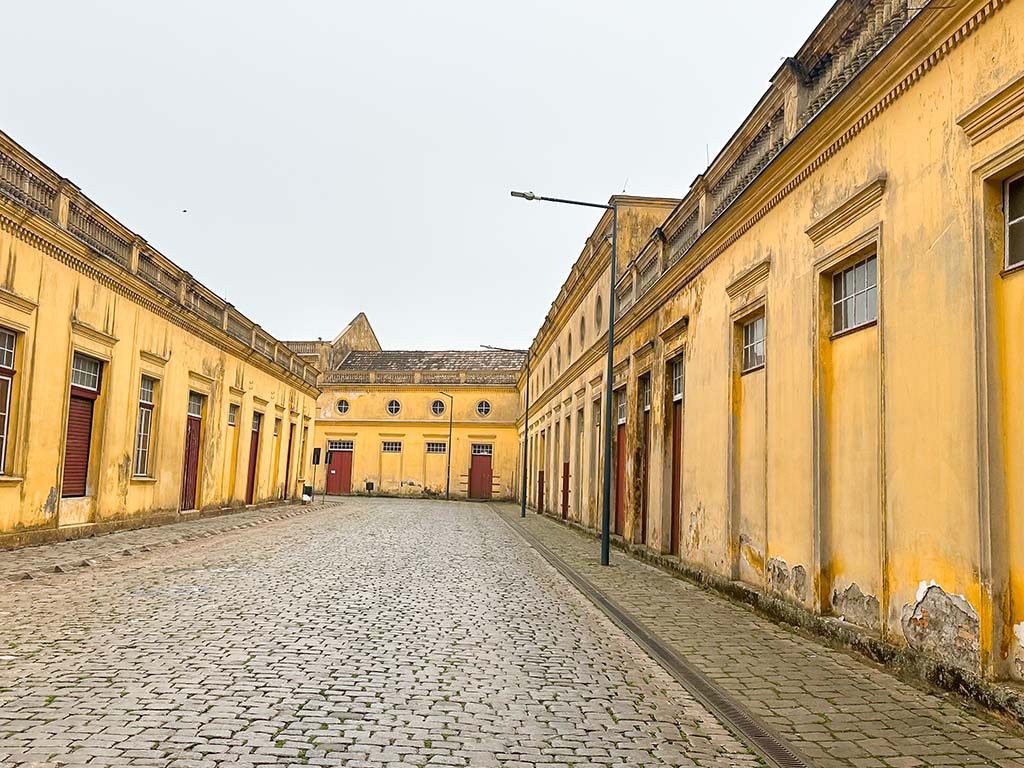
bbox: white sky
[3,0,832,350]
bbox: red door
[326,448,353,495]
[469,448,493,500]
[641,410,650,545]
[615,423,626,536]
[246,414,261,505]
[537,470,544,512]
[671,400,682,555]
[561,462,570,519]
[62,392,96,498]
[180,415,202,511]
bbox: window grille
[476,400,491,417]
[1006,173,1024,269]
[252,413,262,432]
[833,254,878,333]
[71,353,101,391]
[134,375,156,476]
[431,399,446,416]
[382,441,402,453]
[672,360,684,402]
[642,377,651,412]
[0,329,15,371]
[227,403,239,426]
[426,442,447,454]
[187,392,204,418]
[741,316,766,373]
[616,390,627,424]
[337,399,350,415]
[387,399,401,415]
[328,440,354,451]
[472,444,493,455]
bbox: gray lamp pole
[439,391,454,500]
[482,344,530,518]
[510,190,617,566]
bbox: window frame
[381,440,402,453]
[671,360,684,403]
[476,400,492,417]
[616,389,627,425]
[426,442,447,454]
[740,315,766,374]
[431,399,446,416]
[187,391,204,419]
[71,352,102,392]
[328,439,354,451]
[1006,171,1024,270]
[472,443,493,456]
[0,329,15,474]
[641,376,651,413]
[831,253,878,336]
[133,375,157,477]
[386,399,402,416]
[227,403,239,427]
[336,399,350,415]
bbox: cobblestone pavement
[0,498,764,768]
[494,505,1024,768]
[0,502,334,583]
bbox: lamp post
[439,391,454,500]
[510,190,617,566]
[482,344,530,518]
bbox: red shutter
[62,395,94,497]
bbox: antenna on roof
[622,177,628,193]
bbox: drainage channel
[493,507,814,768]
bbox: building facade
[0,131,320,546]
[289,324,524,500]
[520,0,1024,684]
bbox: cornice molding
[71,319,118,348]
[139,350,169,367]
[958,71,1024,146]
[805,176,887,245]
[0,287,37,315]
[726,258,772,300]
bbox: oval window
[431,399,446,416]
[387,399,401,415]
[476,400,492,417]
[336,399,350,415]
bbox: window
[252,413,262,432]
[71,353,101,391]
[616,390,627,424]
[476,400,491,417]
[642,377,651,412]
[273,418,280,437]
[187,392,204,418]
[596,296,603,327]
[336,399,350,415]
[426,442,447,454]
[1007,173,1024,269]
[556,346,561,373]
[386,399,401,416]
[328,440,353,451]
[228,403,239,427]
[672,360,684,402]
[382,441,402,453]
[580,316,586,346]
[0,329,16,472]
[472,443,493,456]
[567,333,573,360]
[133,375,156,477]
[431,399,446,416]
[832,254,878,334]
[741,316,766,373]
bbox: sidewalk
[494,504,1024,768]
[0,500,337,583]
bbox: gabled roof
[336,350,526,372]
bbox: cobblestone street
[0,499,763,768]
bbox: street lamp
[510,190,617,566]
[482,344,529,519]
[439,391,454,500]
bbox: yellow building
[521,0,1024,684]
[0,130,320,547]
[289,321,524,500]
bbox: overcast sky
[4,1,831,351]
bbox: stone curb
[2,501,337,584]
[524,506,1024,729]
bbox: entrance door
[561,462,570,519]
[671,399,682,555]
[469,444,493,500]
[245,412,262,505]
[537,471,545,512]
[282,424,295,500]
[181,393,204,511]
[641,406,650,545]
[615,422,626,536]
[326,441,353,495]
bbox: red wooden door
[641,411,650,545]
[245,415,261,505]
[615,423,626,535]
[62,392,95,498]
[180,415,201,511]
[537,470,544,512]
[469,453,493,500]
[326,449,352,495]
[671,400,682,555]
[561,462,569,519]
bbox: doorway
[245,412,262,505]
[469,444,493,500]
[180,392,204,511]
[326,440,353,495]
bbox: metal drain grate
[496,508,814,768]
